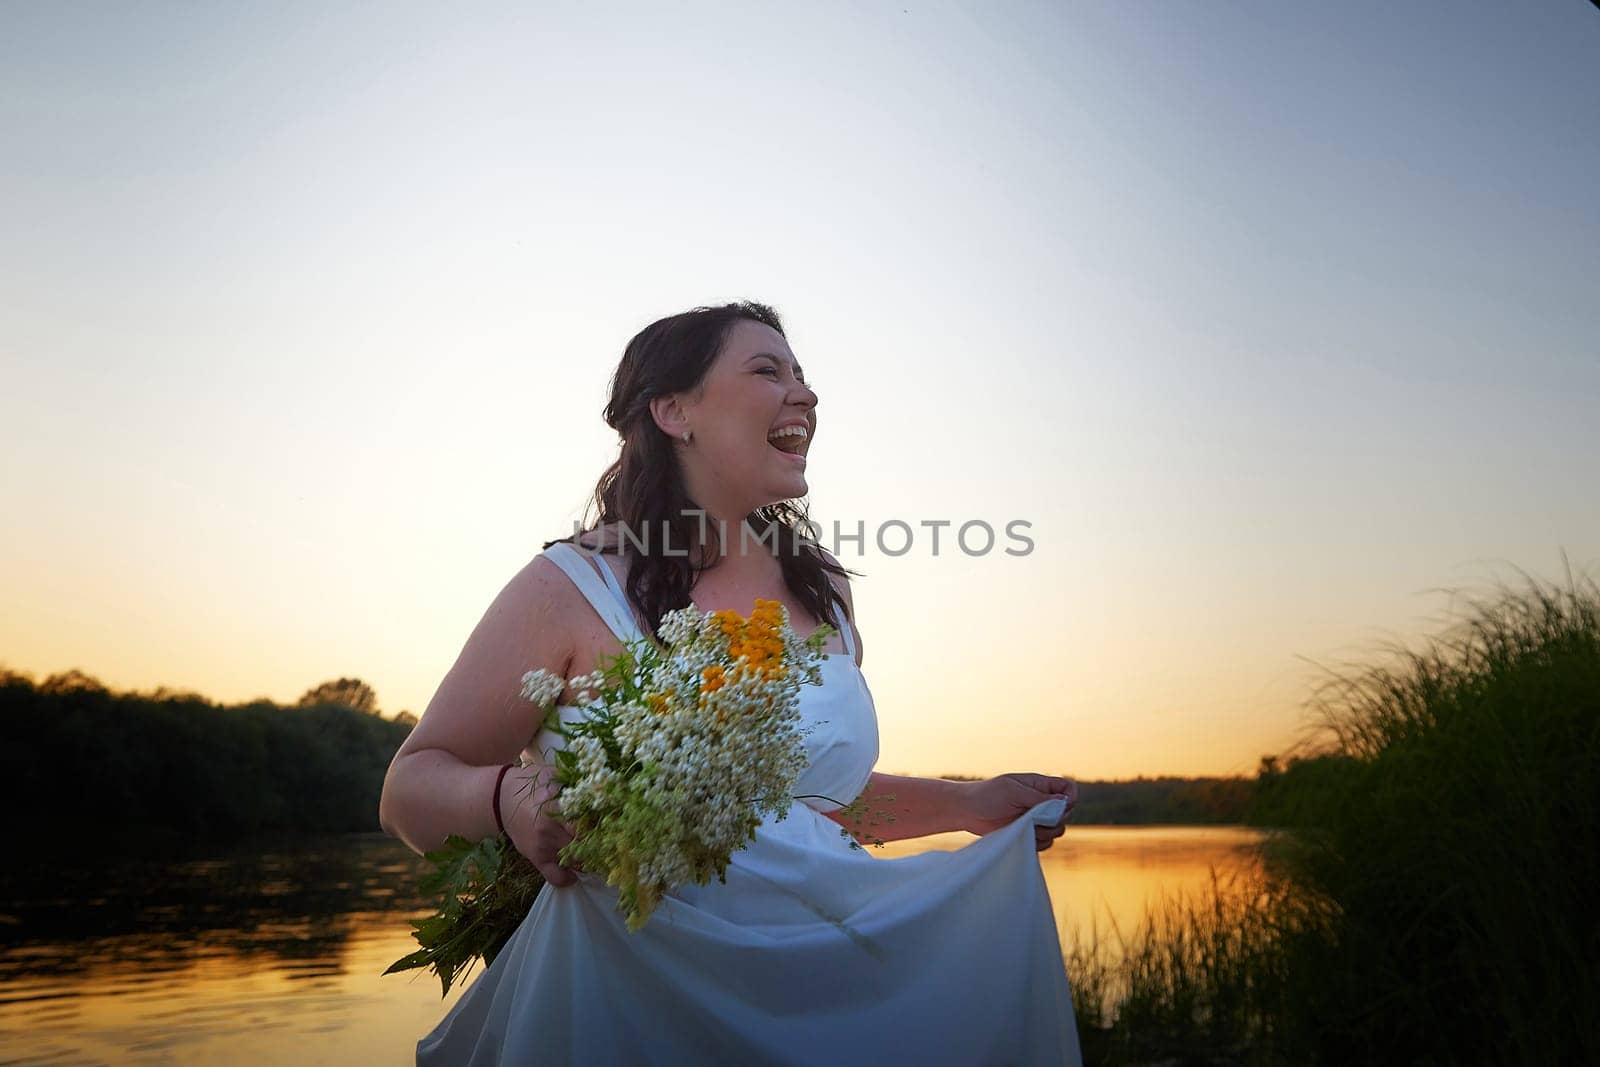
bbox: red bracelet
[492,763,515,836]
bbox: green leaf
[383,948,435,975]
[383,833,547,998]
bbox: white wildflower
[520,669,565,708]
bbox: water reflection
[0,836,463,1066]
[874,825,1272,960]
[1,827,1268,1064]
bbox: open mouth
[767,424,809,462]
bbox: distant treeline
[937,773,1259,825]
[1078,775,1258,824]
[2,664,1274,854]
[0,667,412,853]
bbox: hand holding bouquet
[387,598,835,994]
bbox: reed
[1068,556,1600,1064]
[1064,863,1329,1066]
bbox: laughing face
[649,318,819,533]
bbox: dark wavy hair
[542,300,855,644]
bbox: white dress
[417,543,1082,1066]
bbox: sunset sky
[3,2,1596,779]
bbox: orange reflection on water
[0,915,468,1066]
[873,824,1272,959]
[0,827,1268,1063]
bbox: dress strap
[592,547,631,609]
[541,543,646,646]
[833,594,856,658]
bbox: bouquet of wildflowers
[529,596,833,929]
[388,598,846,994]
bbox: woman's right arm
[379,554,580,877]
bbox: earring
[681,430,692,443]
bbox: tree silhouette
[39,669,108,696]
[0,664,37,687]
[297,677,380,715]
[144,685,213,704]
[1,669,414,845]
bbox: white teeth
[767,425,808,441]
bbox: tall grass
[1275,561,1598,1064]
[1068,558,1600,1064]
[1064,865,1328,1066]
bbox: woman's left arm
[827,771,1077,848]
[827,771,972,842]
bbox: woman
[380,301,1083,1065]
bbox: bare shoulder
[396,548,584,766]
[448,549,586,679]
[469,549,592,683]
[522,550,591,632]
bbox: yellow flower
[700,665,726,694]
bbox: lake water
[0,825,1270,1065]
